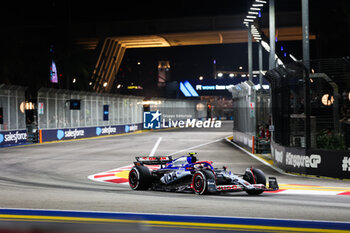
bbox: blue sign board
[0,130,27,147]
[184,78,270,96]
[40,123,142,143]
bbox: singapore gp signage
[342,157,350,172]
[0,130,27,146]
[271,141,321,171]
[143,110,221,129]
[285,153,321,168]
[271,140,350,179]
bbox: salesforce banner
[40,123,142,143]
[0,130,27,147]
[271,140,350,179]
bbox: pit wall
[271,140,350,179]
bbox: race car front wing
[214,177,279,192]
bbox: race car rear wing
[134,156,173,166]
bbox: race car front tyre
[243,168,266,195]
[129,166,152,190]
[192,170,215,195]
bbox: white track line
[149,137,162,157]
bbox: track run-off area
[0,121,350,232]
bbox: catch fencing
[37,89,207,142]
[266,59,350,150]
[0,85,26,131]
[37,88,143,130]
[1,86,208,145]
[229,81,271,153]
[0,85,27,146]
[266,58,350,179]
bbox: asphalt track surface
[0,121,350,232]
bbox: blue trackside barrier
[0,129,28,147]
[39,123,143,143]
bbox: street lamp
[243,0,269,84]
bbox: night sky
[0,0,349,96]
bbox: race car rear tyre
[129,166,152,190]
[243,168,266,195]
[192,170,215,195]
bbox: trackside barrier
[271,139,350,179]
[39,123,142,143]
[232,130,255,153]
[0,129,28,147]
[0,85,26,132]
[0,85,27,147]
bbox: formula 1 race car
[128,153,279,195]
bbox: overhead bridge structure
[78,13,315,92]
[91,31,252,92]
